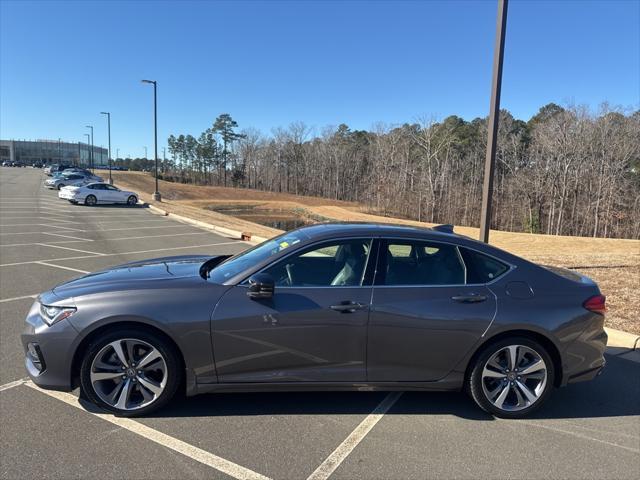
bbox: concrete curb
[146,203,269,245]
[605,327,640,351]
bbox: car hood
[50,254,227,298]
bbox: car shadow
[142,353,638,421]
[68,203,149,209]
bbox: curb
[146,203,269,245]
[604,327,640,351]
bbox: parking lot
[1,167,638,480]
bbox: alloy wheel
[481,344,547,412]
[90,338,167,411]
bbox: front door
[211,238,375,383]
[367,239,498,382]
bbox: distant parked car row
[44,169,103,190]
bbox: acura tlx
[23,223,607,417]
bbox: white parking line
[0,241,243,267]
[0,224,189,236]
[42,232,93,241]
[0,378,28,392]
[0,232,208,247]
[24,382,271,480]
[0,294,38,304]
[37,243,106,255]
[306,392,403,480]
[36,261,90,274]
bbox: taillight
[583,295,606,314]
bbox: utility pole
[83,134,90,167]
[86,125,94,172]
[101,112,113,184]
[141,79,161,201]
[479,0,508,243]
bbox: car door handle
[451,294,487,303]
[330,301,367,313]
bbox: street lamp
[141,79,160,201]
[85,125,94,171]
[143,146,147,159]
[83,134,90,167]
[100,112,113,184]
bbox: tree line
[162,105,639,239]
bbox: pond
[207,205,314,231]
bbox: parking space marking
[306,392,403,480]
[504,420,640,454]
[0,232,209,248]
[37,243,106,255]
[0,378,28,392]
[36,261,90,274]
[0,294,37,303]
[0,224,189,236]
[24,382,272,480]
[0,241,243,267]
[42,232,93,241]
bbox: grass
[112,171,640,334]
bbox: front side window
[380,240,465,286]
[209,231,307,284]
[263,239,372,287]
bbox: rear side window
[380,240,465,286]
[459,248,509,283]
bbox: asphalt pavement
[1,167,638,480]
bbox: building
[0,139,107,167]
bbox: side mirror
[247,273,275,299]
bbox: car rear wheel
[84,195,97,206]
[468,337,554,418]
[80,328,181,416]
[57,184,65,190]
[127,195,137,206]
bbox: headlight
[39,304,76,326]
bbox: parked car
[58,182,138,205]
[44,164,73,176]
[45,173,98,190]
[22,223,607,418]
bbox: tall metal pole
[479,0,508,243]
[101,112,112,184]
[86,125,94,172]
[57,138,62,163]
[83,134,90,167]
[142,79,160,201]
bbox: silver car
[44,173,101,190]
[22,223,607,418]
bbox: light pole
[100,112,113,184]
[479,0,508,243]
[143,146,148,159]
[85,125,94,172]
[83,134,90,167]
[141,79,160,201]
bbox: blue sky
[1,0,638,158]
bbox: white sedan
[59,183,139,206]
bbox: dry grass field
[112,171,639,334]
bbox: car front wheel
[127,195,138,206]
[57,184,65,190]
[79,328,181,416]
[468,337,554,418]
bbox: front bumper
[21,300,79,392]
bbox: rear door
[367,238,498,382]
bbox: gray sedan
[22,223,607,418]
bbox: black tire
[468,336,555,419]
[57,184,65,190]
[84,195,97,206]
[127,195,138,206]
[79,327,182,416]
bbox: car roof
[291,222,463,242]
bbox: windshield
[209,231,307,284]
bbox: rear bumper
[560,318,608,387]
